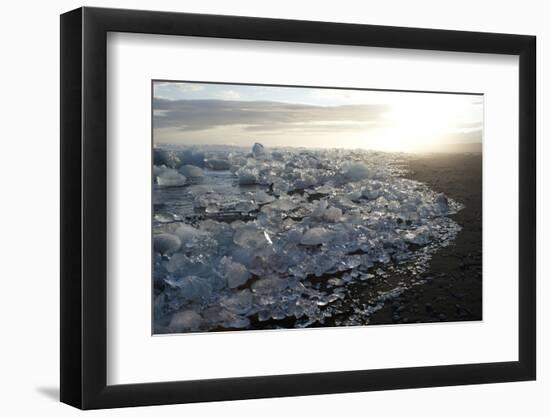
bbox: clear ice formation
[152,144,463,333]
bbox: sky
[153,81,483,152]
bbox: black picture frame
[60,6,536,410]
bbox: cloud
[153,82,205,100]
[243,122,381,133]
[153,98,389,133]
[154,82,204,92]
[218,90,241,100]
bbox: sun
[366,93,483,152]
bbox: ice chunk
[164,275,213,302]
[300,227,333,245]
[202,306,250,329]
[169,310,203,331]
[346,190,363,201]
[173,224,206,247]
[178,149,205,167]
[234,200,258,214]
[251,276,287,293]
[165,254,217,281]
[434,193,449,213]
[252,142,266,157]
[205,204,219,213]
[403,225,431,245]
[311,201,342,222]
[220,257,251,288]
[229,154,248,170]
[324,206,343,222]
[363,188,380,200]
[156,168,187,187]
[233,225,271,249]
[343,163,370,181]
[179,164,204,178]
[205,159,231,170]
[153,148,180,168]
[220,289,253,314]
[250,190,275,205]
[262,195,297,212]
[315,184,335,195]
[154,212,179,223]
[153,233,181,255]
[237,167,258,185]
[311,200,329,218]
[153,164,168,179]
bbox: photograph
[151,80,483,334]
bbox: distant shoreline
[154,141,482,154]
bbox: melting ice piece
[311,200,329,218]
[156,168,187,187]
[164,275,213,302]
[250,190,275,204]
[179,149,205,167]
[300,227,333,245]
[153,148,181,168]
[434,193,449,213]
[169,310,203,331]
[179,164,204,178]
[154,212,179,223]
[202,306,250,329]
[237,167,258,185]
[251,276,288,293]
[205,159,231,170]
[262,195,297,212]
[220,289,253,314]
[403,225,431,245]
[173,224,207,247]
[220,257,251,288]
[153,233,181,255]
[311,201,343,222]
[165,254,222,293]
[252,142,266,157]
[342,163,370,181]
[233,224,271,249]
[363,187,380,200]
[324,206,343,222]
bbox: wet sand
[368,152,482,324]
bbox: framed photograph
[60,6,536,409]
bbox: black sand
[368,152,482,324]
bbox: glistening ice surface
[152,143,463,334]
